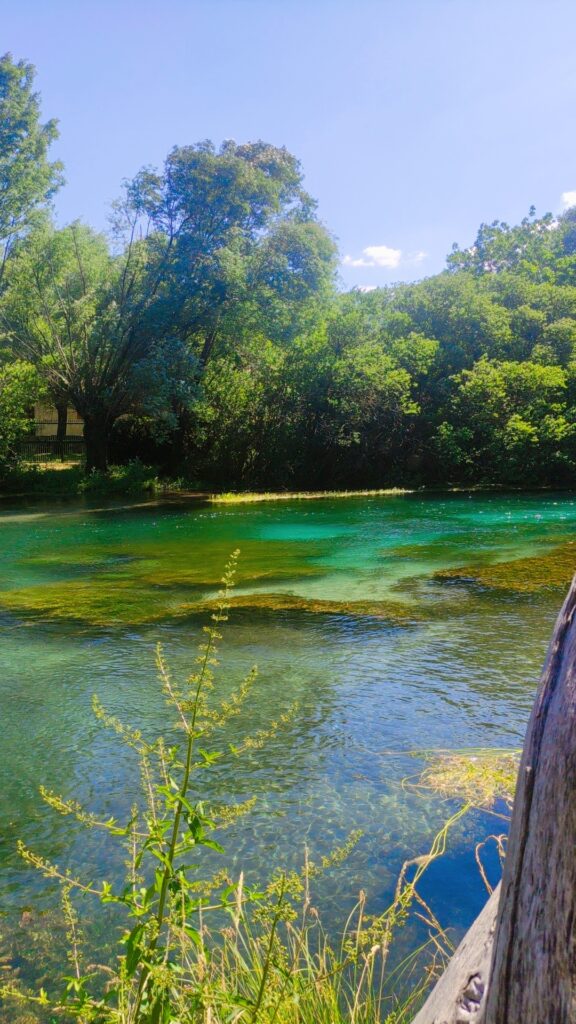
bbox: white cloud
[561,190,576,210]
[354,285,377,293]
[342,245,427,270]
[343,244,402,269]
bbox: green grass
[209,488,415,504]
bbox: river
[1,490,574,976]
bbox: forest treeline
[2,52,576,489]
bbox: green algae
[22,537,327,584]
[4,538,331,625]
[0,528,424,624]
[193,591,422,622]
[0,581,422,628]
[434,540,576,593]
[0,578,173,626]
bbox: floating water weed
[407,748,520,812]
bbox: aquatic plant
[434,541,576,593]
[407,748,519,812]
[0,554,465,1024]
[1,529,427,627]
[209,488,414,504]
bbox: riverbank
[0,465,424,503]
[0,462,182,500]
[2,461,574,504]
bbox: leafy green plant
[0,360,45,472]
[78,460,162,497]
[1,553,459,1024]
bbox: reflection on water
[1,491,575,955]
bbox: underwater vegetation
[0,539,331,626]
[434,540,576,594]
[408,748,519,811]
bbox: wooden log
[411,575,576,1024]
[411,884,499,1023]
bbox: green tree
[0,53,63,286]
[2,222,193,471]
[117,140,336,467]
[435,359,575,483]
[118,140,326,352]
[0,359,44,470]
[394,274,512,376]
[446,208,557,281]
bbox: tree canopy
[1,55,576,490]
[0,53,63,286]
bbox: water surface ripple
[1,491,575,946]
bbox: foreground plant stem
[132,621,219,1022]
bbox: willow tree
[3,140,335,473]
[2,221,188,471]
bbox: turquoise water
[1,490,575,967]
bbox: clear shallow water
[1,491,575,960]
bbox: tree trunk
[484,573,576,1023]
[410,574,576,1024]
[55,401,67,461]
[166,405,195,474]
[83,415,110,473]
[199,325,219,368]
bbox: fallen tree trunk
[411,885,500,1024]
[411,574,576,1024]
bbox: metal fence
[17,438,86,463]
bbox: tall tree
[122,142,335,345]
[2,221,193,471]
[0,53,63,286]
[117,139,336,463]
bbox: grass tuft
[209,488,415,504]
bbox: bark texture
[55,400,67,461]
[484,573,576,1024]
[83,415,110,472]
[411,885,499,1024]
[55,401,68,443]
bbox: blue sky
[4,0,576,288]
